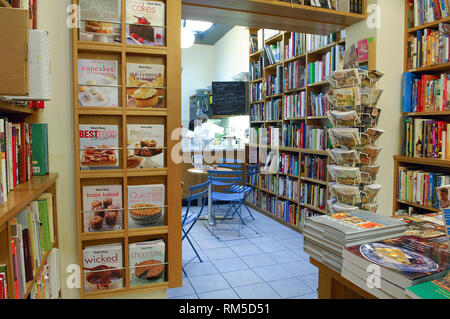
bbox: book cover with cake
[129,239,165,287]
[82,185,123,233]
[78,0,121,44]
[82,244,123,293]
[127,184,165,229]
[78,59,119,107]
[125,0,165,46]
[126,63,165,108]
[127,124,164,169]
[79,125,119,170]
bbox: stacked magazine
[303,210,407,274]
[340,213,449,299]
[326,52,385,214]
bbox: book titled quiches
[82,244,123,292]
[82,185,123,233]
[129,239,165,287]
[127,124,164,169]
[125,0,165,47]
[126,63,165,108]
[78,59,119,107]
[78,0,121,44]
[79,125,119,170]
[128,184,165,229]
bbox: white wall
[181,44,215,127]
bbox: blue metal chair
[218,158,242,170]
[182,181,209,266]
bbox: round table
[187,166,233,225]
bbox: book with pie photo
[82,244,123,293]
[129,239,165,287]
[79,124,120,170]
[127,184,165,229]
[82,185,123,233]
[127,124,164,169]
[78,59,119,107]
[78,0,122,44]
[126,0,165,47]
[126,63,165,108]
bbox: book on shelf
[28,248,59,299]
[127,124,164,169]
[407,0,450,28]
[278,175,299,199]
[264,42,282,66]
[126,63,165,108]
[82,244,123,293]
[310,91,331,117]
[127,184,165,229]
[250,102,264,122]
[250,31,259,54]
[0,264,7,299]
[305,155,327,182]
[78,0,122,44]
[265,98,282,121]
[79,124,120,170]
[250,56,264,81]
[406,271,450,299]
[283,122,305,148]
[300,183,327,210]
[129,239,165,287]
[285,32,306,59]
[6,0,38,28]
[9,197,56,299]
[284,91,306,119]
[277,199,299,226]
[265,65,283,96]
[356,38,369,62]
[31,123,48,177]
[82,185,123,233]
[77,59,119,108]
[125,0,165,47]
[279,152,299,176]
[284,59,306,90]
[407,23,450,70]
[306,125,326,151]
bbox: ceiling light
[185,20,213,32]
[181,27,195,49]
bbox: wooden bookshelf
[0,0,11,7]
[71,0,182,299]
[182,0,367,35]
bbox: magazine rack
[71,0,181,298]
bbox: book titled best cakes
[127,124,164,169]
[78,0,122,44]
[78,59,119,107]
[79,125,119,170]
[126,0,165,46]
[82,185,123,233]
[82,244,123,292]
[126,63,165,108]
[129,239,165,287]
[128,184,165,229]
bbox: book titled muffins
[127,124,164,169]
[129,239,165,287]
[127,184,165,229]
[126,63,165,108]
[82,185,123,233]
[125,0,165,46]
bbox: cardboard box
[0,8,29,96]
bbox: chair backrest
[183,181,209,226]
[219,158,242,164]
[208,169,243,189]
[245,165,260,187]
[218,163,241,169]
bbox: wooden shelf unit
[0,173,59,299]
[71,0,182,299]
[393,0,450,216]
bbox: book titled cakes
[126,63,165,108]
[127,124,164,169]
[78,0,121,44]
[82,185,123,233]
[82,244,123,292]
[78,59,119,107]
[79,124,120,170]
[127,184,165,229]
[125,0,165,46]
[129,239,165,287]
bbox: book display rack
[393,0,450,216]
[71,0,181,298]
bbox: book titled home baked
[126,63,165,108]
[78,59,119,107]
[127,124,164,169]
[126,0,165,46]
[78,0,121,44]
[82,244,123,293]
[127,184,165,229]
[79,125,119,170]
[82,185,123,233]
[129,239,165,287]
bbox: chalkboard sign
[211,81,248,116]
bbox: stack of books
[342,214,449,299]
[303,210,407,274]
[407,0,450,28]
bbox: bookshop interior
[0,0,449,302]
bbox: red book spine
[11,129,16,187]
[20,123,26,184]
[10,239,19,299]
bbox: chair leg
[183,228,203,263]
[244,203,255,220]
